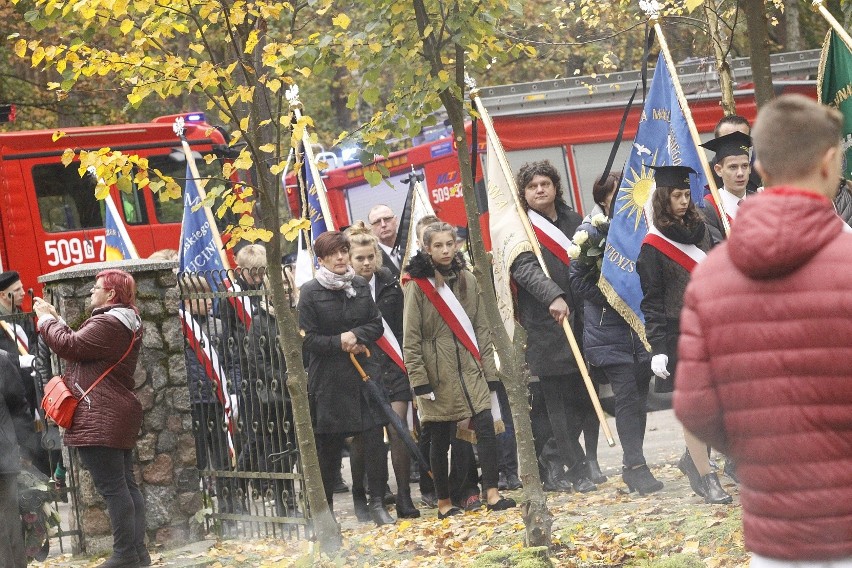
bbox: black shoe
[333,479,349,494]
[395,489,421,519]
[486,496,516,511]
[383,484,396,506]
[352,488,370,523]
[505,472,522,490]
[137,547,152,567]
[498,472,509,491]
[437,506,463,519]
[678,449,706,498]
[369,499,395,526]
[723,458,739,484]
[410,468,421,484]
[587,460,607,484]
[420,492,438,508]
[568,461,598,493]
[539,456,573,493]
[99,555,140,568]
[702,473,733,504]
[622,465,664,496]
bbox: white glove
[423,392,436,401]
[19,354,35,369]
[229,395,239,420]
[651,354,670,379]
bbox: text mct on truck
[0,113,232,294]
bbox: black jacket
[372,267,407,391]
[0,351,39,475]
[298,276,386,435]
[510,201,583,377]
[380,249,401,279]
[835,183,852,227]
[569,259,649,368]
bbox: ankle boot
[568,461,597,493]
[99,555,140,568]
[678,449,706,498]
[369,498,395,526]
[702,473,733,504]
[587,459,607,484]
[352,487,370,523]
[395,487,421,519]
[622,464,663,496]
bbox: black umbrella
[350,350,433,479]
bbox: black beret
[0,271,20,291]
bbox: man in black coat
[0,350,30,567]
[368,205,401,278]
[510,160,596,493]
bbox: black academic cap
[0,271,20,291]
[700,131,752,161]
[646,165,696,190]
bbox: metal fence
[178,268,308,539]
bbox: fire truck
[296,49,820,229]
[0,113,234,294]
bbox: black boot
[678,449,706,498]
[505,472,522,490]
[568,461,597,493]
[395,487,421,519]
[352,487,370,523]
[723,458,739,484]
[702,473,733,504]
[538,456,572,493]
[99,555,140,568]
[369,498,395,526]
[587,459,608,484]
[383,484,396,506]
[622,465,664,496]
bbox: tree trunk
[248,25,341,551]
[704,0,737,115]
[784,0,802,51]
[742,0,775,108]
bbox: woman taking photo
[403,222,515,518]
[637,165,732,505]
[34,269,146,568]
[346,222,419,519]
[297,231,394,525]
[570,173,663,496]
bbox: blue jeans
[78,446,146,560]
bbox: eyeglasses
[91,285,110,292]
[370,215,395,226]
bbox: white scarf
[315,265,357,297]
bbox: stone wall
[40,259,203,555]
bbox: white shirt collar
[368,274,377,300]
[719,187,744,218]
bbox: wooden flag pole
[471,88,616,447]
[650,14,731,237]
[812,1,852,52]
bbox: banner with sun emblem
[599,53,708,347]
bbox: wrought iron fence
[178,268,307,539]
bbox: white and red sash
[643,226,707,273]
[376,318,406,373]
[179,309,236,463]
[412,277,481,361]
[528,209,572,267]
[224,278,253,329]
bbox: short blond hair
[752,95,843,182]
[235,244,267,270]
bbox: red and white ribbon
[643,226,707,273]
[529,209,572,267]
[412,277,480,361]
[376,317,406,373]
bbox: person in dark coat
[298,231,393,525]
[637,166,731,505]
[569,177,663,496]
[368,204,401,278]
[0,350,30,568]
[510,160,596,493]
[346,222,419,520]
[34,269,147,568]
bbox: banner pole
[651,16,731,237]
[290,95,336,232]
[812,1,852,52]
[471,88,615,447]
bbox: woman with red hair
[34,269,147,568]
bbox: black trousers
[426,409,498,501]
[602,362,651,468]
[316,426,387,508]
[538,373,592,470]
[0,473,25,568]
[495,382,518,477]
[78,446,146,560]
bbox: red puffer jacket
[674,187,852,561]
[40,305,143,449]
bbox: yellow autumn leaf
[438,69,450,82]
[244,29,259,54]
[120,19,133,34]
[232,152,252,171]
[127,92,143,106]
[258,143,276,153]
[266,78,281,93]
[332,13,350,29]
[685,0,705,12]
[239,116,249,132]
[60,148,76,166]
[52,130,66,142]
[14,39,27,58]
[270,160,288,175]
[296,66,311,77]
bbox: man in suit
[368,204,401,278]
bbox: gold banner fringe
[597,273,652,352]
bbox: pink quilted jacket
[674,187,852,561]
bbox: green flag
[819,30,852,179]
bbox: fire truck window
[119,181,148,225]
[33,164,103,232]
[147,154,220,224]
